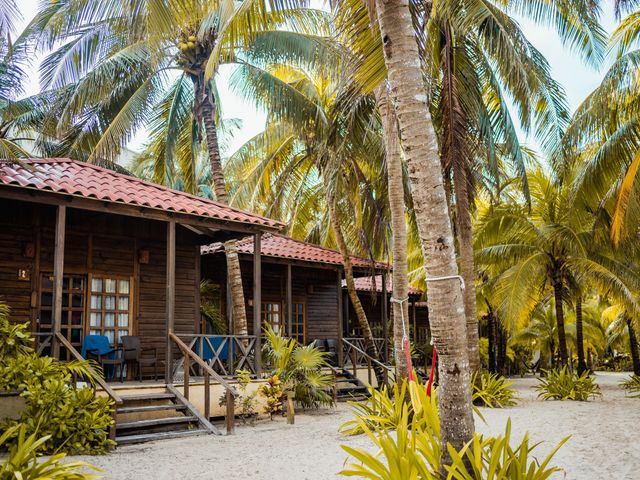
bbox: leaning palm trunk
[377,87,409,380]
[627,316,640,377]
[452,166,481,375]
[199,82,249,338]
[323,176,385,386]
[552,281,569,367]
[575,296,587,375]
[375,0,474,463]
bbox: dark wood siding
[201,253,341,341]
[0,199,200,370]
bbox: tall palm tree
[475,169,639,367]
[373,0,476,460]
[28,0,315,338]
[376,86,409,379]
[225,54,389,382]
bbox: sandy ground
[72,372,640,479]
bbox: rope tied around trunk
[425,274,465,290]
[390,296,413,382]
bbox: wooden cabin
[0,158,283,442]
[200,234,388,367]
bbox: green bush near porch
[0,303,114,454]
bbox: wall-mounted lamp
[138,248,150,264]
[22,242,35,258]
[17,268,30,281]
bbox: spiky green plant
[536,367,601,401]
[471,372,518,408]
[0,424,101,479]
[262,323,334,409]
[620,375,640,398]
[339,384,568,479]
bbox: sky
[14,0,620,156]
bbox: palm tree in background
[475,169,639,367]
[224,53,389,382]
[27,0,318,339]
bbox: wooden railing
[54,332,122,440]
[177,334,258,377]
[31,332,54,355]
[169,332,238,434]
[343,337,386,364]
[341,338,393,388]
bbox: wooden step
[117,404,187,414]
[120,392,176,401]
[117,416,198,431]
[116,429,208,445]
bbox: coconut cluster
[177,34,199,52]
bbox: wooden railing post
[225,389,235,434]
[351,348,357,377]
[109,410,117,441]
[367,357,372,386]
[286,391,295,425]
[183,354,190,400]
[204,372,210,420]
[332,371,338,404]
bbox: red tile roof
[202,233,387,270]
[0,159,283,230]
[350,275,423,296]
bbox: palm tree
[376,86,409,379]
[225,53,389,382]
[28,0,316,338]
[475,169,639,368]
[373,0,476,459]
[565,5,640,247]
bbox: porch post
[253,233,262,376]
[286,264,292,337]
[51,205,66,359]
[165,220,176,383]
[337,268,344,367]
[381,272,388,363]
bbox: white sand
[73,372,640,479]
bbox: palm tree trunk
[376,87,409,380]
[201,87,227,203]
[323,175,384,385]
[627,316,640,376]
[575,296,587,375]
[375,0,474,460]
[452,166,481,375]
[199,82,249,338]
[552,281,569,367]
[488,311,497,374]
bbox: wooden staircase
[115,387,219,445]
[334,369,370,402]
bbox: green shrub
[0,424,100,479]
[0,305,114,454]
[445,420,568,480]
[262,324,334,409]
[620,375,640,398]
[339,385,567,479]
[472,372,518,408]
[536,367,601,401]
[259,374,284,418]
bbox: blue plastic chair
[200,336,229,363]
[81,335,123,381]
